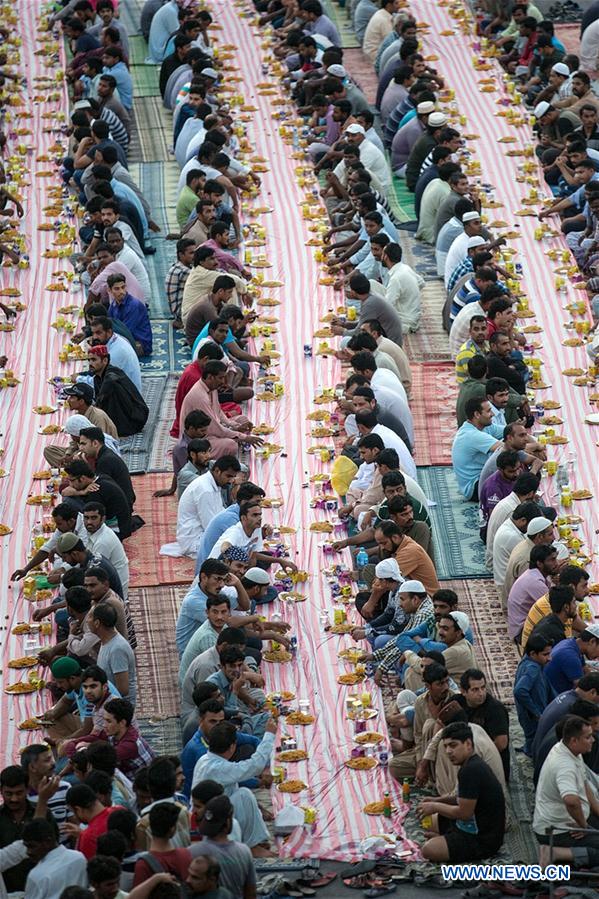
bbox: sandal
[340,861,377,878]
[343,874,375,890]
[364,887,397,898]
[303,872,337,889]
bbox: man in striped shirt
[22,746,74,843]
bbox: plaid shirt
[447,256,474,294]
[165,260,190,320]
[372,595,435,673]
[109,726,156,777]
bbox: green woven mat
[128,160,180,234]
[392,176,416,221]
[129,98,173,163]
[322,0,360,48]
[130,63,160,97]
[129,34,149,66]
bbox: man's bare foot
[149,220,161,232]
[153,488,175,498]
[538,844,551,868]
[251,844,277,858]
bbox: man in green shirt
[176,169,206,229]
[456,356,525,427]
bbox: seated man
[101,698,156,778]
[106,273,153,357]
[87,344,149,438]
[513,633,555,757]
[417,722,506,862]
[533,714,599,869]
[176,559,245,657]
[403,612,477,692]
[206,646,268,738]
[456,668,511,781]
[451,398,502,501]
[191,719,278,857]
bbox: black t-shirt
[96,445,136,509]
[457,754,506,849]
[529,613,566,649]
[457,693,510,780]
[96,473,133,540]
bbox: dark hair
[21,744,51,775]
[148,758,177,800]
[525,632,552,655]
[107,808,138,841]
[198,698,225,718]
[199,558,229,579]
[441,722,474,743]
[81,664,108,685]
[423,662,449,685]
[560,565,590,587]
[529,543,557,569]
[212,455,241,473]
[87,855,121,886]
[191,682,220,709]
[66,586,92,614]
[86,741,117,775]
[66,783,97,810]
[64,460,95,479]
[432,588,458,607]
[104,698,134,726]
[562,714,592,743]
[22,819,57,845]
[376,448,399,469]
[219,646,244,666]
[82,501,106,517]
[207,721,237,753]
[191,779,223,803]
[83,770,113,799]
[460,668,486,690]
[149,801,181,838]
[53,502,79,522]
[96,830,127,861]
[0,765,27,788]
[206,594,231,611]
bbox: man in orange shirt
[373,520,439,595]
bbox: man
[337,124,392,195]
[514,633,554,755]
[66,783,124,859]
[202,223,250,278]
[195,481,266,572]
[456,669,510,779]
[182,248,247,325]
[81,501,130,598]
[176,559,240,656]
[102,698,156,778]
[192,719,278,857]
[21,745,72,841]
[206,646,269,737]
[381,242,423,333]
[89,315,142,393]
[479,421,544,492]
[449,287,503,361]
[504,516,555,597]
[545,627,599,694]
[523,566,589,648]
[479,449,522,541]
[180,627,248,717]
[22,819,87,897]
[0,766,58,893]
[454,319,488,383]
[532,671,599,757]
[62,461,132,540]
[361,581,434,677]
[10,503,84,584]
[79,428,135,510]
[160,34,193,97]
[389,663,454,781]
[87,344,149,438]
[332,272,403,347]
[373,521,439,595]
[191,795,258,893]
[102,47,132,111]
[507,544,559,642]
[161,455,242,559]
[362,0,398,60]
[103,227,151,304]
[485,471,541,569]
[43,382,117,468]
[59,664,121,758]
[451,398,502,501]
[178,361,260,458]
[486,331,526,394]
[181,696,260,797]
[360,318,412,395]
[492,501,542,601]
[404,613,477,692]
[167,237,196,328]
[417,723,506,863]
[185,854,235,899]
[184,276,236,345]
[106,274,153,357]
[533,715,599,868]
[90,603,137,705]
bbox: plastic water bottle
[292,127,299,150]
[556,463,569,492]
[356,547,369,590]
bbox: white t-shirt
[533,741,591,834]
[209,522,264,559]
[372,423,417,481]
[492,518,525,586]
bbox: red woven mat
[410,362,458,466]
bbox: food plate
[354,732,385,745]
[345,757,378,770]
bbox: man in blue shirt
[176,559,240,656]
[106,274,153,357]
[181,698,259,797]
[103,47,133,111]
[451,398,503,501]
[545,629,599,694]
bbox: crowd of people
[2,0,599,891]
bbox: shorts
[439,817,502,863]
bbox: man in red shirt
[65,783,124,859]
[133,802,191,885]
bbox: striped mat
[417,466,489,580]
[403,281,451,362]
[141,320,191,375]
[126,474,196,588]
[129,97,173,163]
[149,374,179,472]
[410,363,457,466]
[120,375,168,472]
